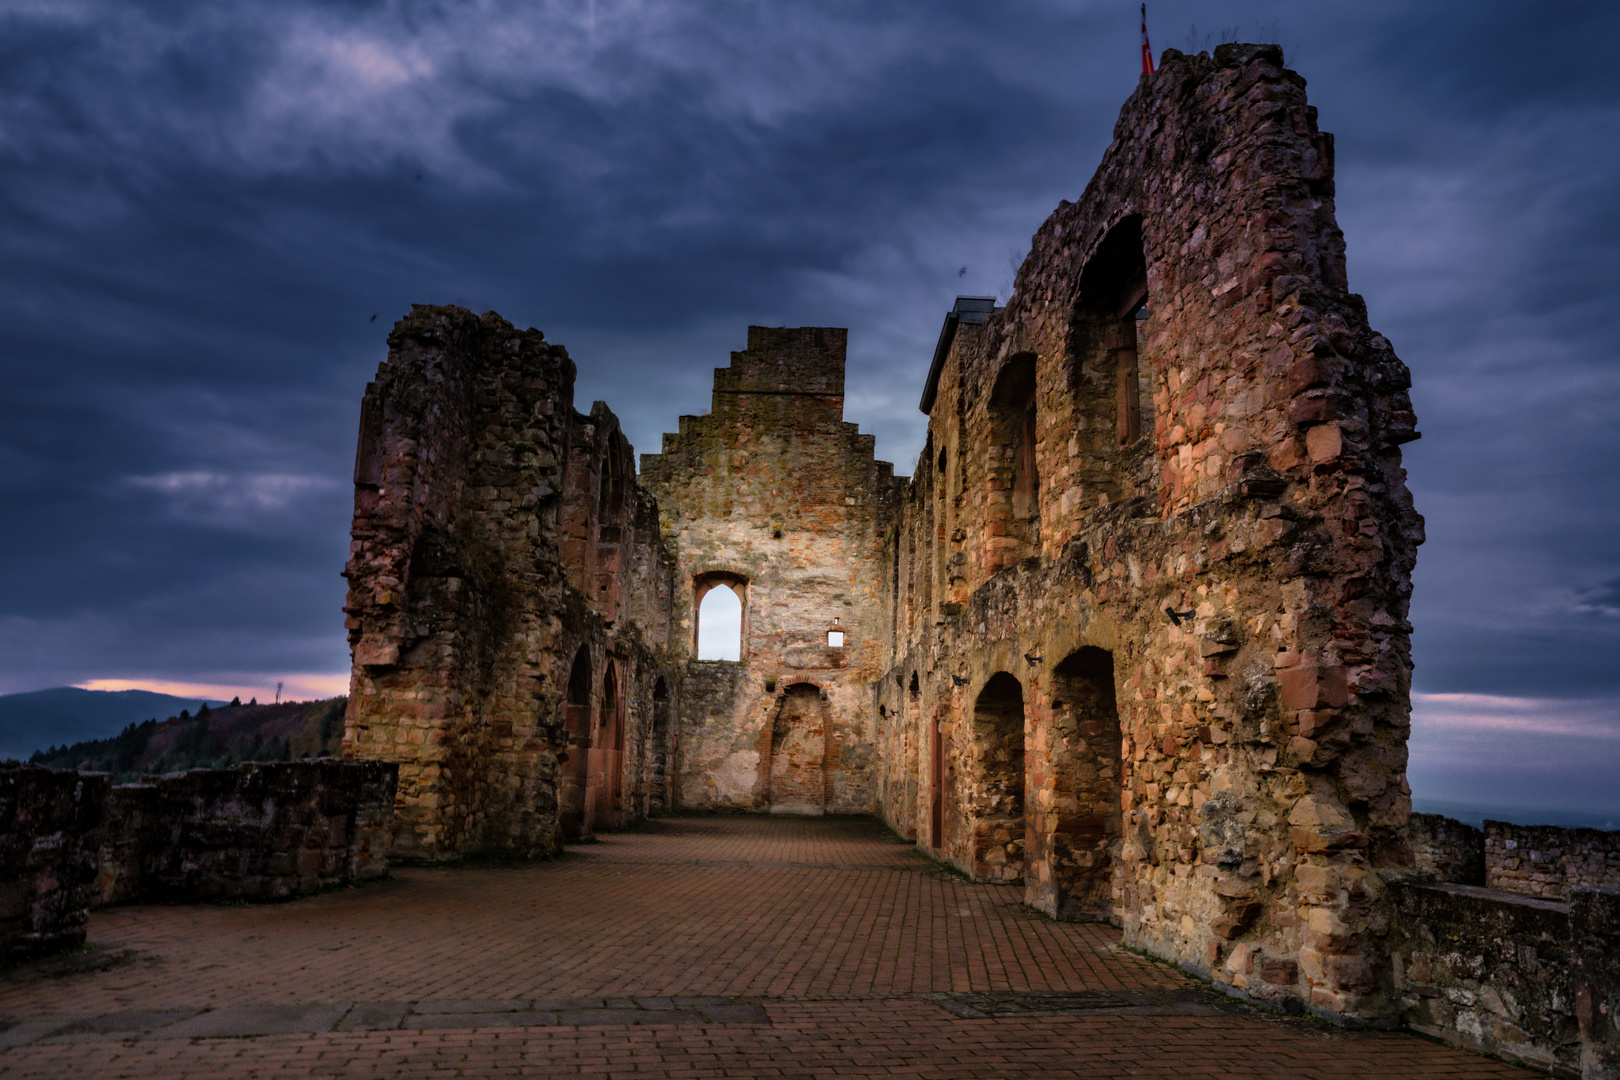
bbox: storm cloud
[1,1,1616,812]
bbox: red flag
[1140,3,1155,74]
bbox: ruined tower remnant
[342,309,677,861]
[344,43,1424,1024]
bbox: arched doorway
[649,677,672,814]
[768,683,827,815]
[588,661,624,831]
[1045,647,1122,920]
[559,646,592,841]
[971,672,1026,882]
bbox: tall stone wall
[873,44,1424,1023]
[342,306,678,860]
[640,327,901,813]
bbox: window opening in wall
[1073,214,1150,449]
[909,671,920,697]
[696,582,743,661]
[937,447,947,474]
[598,446,622,528]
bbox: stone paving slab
[0,995,778,1044]
[154,1004,352,1039]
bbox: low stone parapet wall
[0,765,111,963]
[1486,821,1620,900]
[1393,880,1620,1079]
[95,760,397,905]
[2,759,397,963]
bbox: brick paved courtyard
[0,816,1536,1078]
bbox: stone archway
[1039,647,1122,920]
[587,660,624,831]
[767,683,828,815]
[971,671,1026,882]
[559,646,593,841]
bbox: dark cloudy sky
[2,1,1616,815]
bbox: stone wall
[870,43,1423,1023]
[95,760,396,905]
[2,761,396,962]
[1486,821,1620,900]
[640,327,901,814]
[1409,812,1485,886]
[342,307,679,860]
[0,764,110,964]
[1392,881,1620,1080]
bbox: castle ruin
[342,44,1425,1024]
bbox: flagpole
[1141,3,1156,75]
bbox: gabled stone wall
[640,327,901,814]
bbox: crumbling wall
[343,306,677,860]
[0,764,109,964]
[876,43,1424,1023]
[640,327,900,814]
[1409,812,1486,886]
[1486,821,1620,900]
[94,760,395,905]
[1393,881,1578,1075]
[1391,881,1620,1079]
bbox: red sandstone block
[1277,664,1348,710]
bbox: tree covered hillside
[28,697,346,779]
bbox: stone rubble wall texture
[93,760,397,906]
[873,43,1423,1024]
[0,764,110,964]
[1485,821,1620,900]
[639,327,901,814]
[1,761,394,962]
[1409,812,1486,887]
[1392,881,1620,1080]
[342,307,679,860]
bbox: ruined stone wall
[0,764,109,964]
[1409,812,1486,886]
[874,44,1425,1023]
[93,760,395,906]
[343,306,678,860]
[1486,821,1620,900]
[1391,882,1620,1080]
[640,327,900,813]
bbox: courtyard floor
[0,815,1536,1078]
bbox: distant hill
[26,697,347,779]
[0,687,227,762]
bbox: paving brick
[0,816,1540,1079]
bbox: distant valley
[4,687,345,778]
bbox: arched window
[694,573,747,661]
[988,353,1039,572]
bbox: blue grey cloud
[1,0,1617,809]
